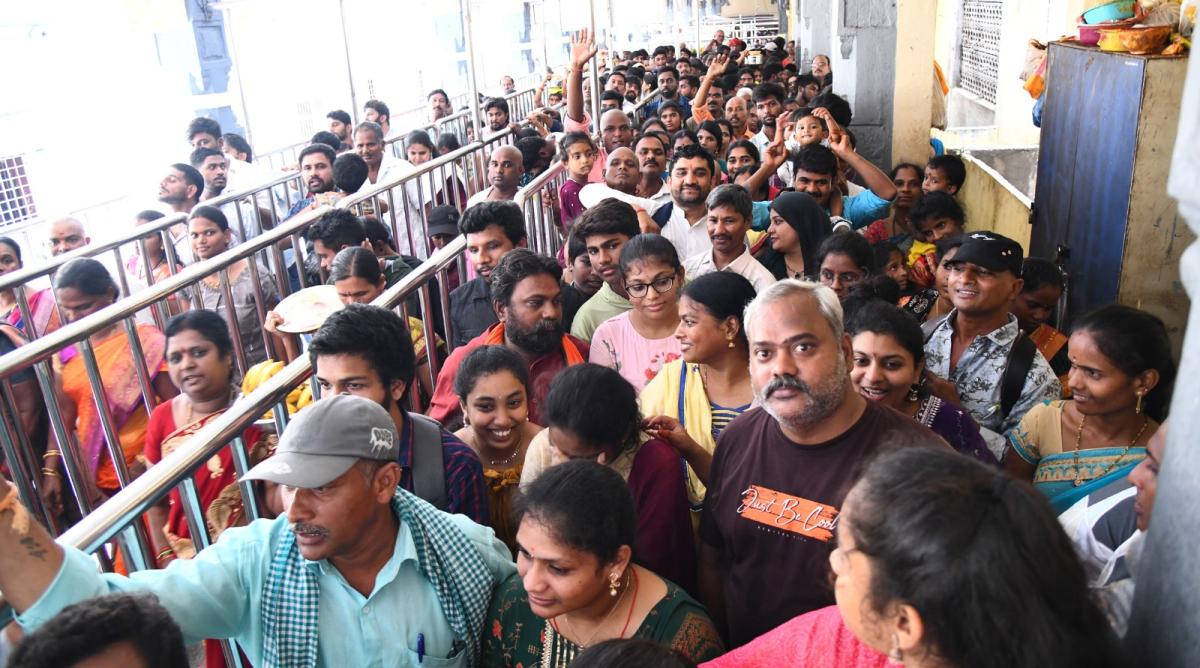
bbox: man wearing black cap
[427,205,463,290]
[922,231,1061,458]
[0,395,514,667]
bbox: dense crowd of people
[0,27,1178,668]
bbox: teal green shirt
[17,512,515,667]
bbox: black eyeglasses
[624,275,677,298]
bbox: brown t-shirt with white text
[699,400,945,647]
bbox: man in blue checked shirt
[0,394,514,668]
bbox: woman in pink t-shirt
[590,234,683,392]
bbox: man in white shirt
[657,144,717,260]
[465,145,524,208]
[684,184,775,292]
[353,121,415,192]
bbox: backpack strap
[407,412,448,511]
[921,314,949,343]
[1000,335,1038,422]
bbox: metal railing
[348,126,523,260]
[0,165,565,630]
[630,89,664,127]
[0,206,332,535]
[0,213,189,339]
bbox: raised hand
[762,123,790,171]
[570,28,598,70]
[811,107,851,154]
[707,54,729,80]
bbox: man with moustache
[326,110,353,149]
[750,83,786,155]
[683,184,775,292]
[655,144,718,260]
[0,392,510,666]
[284,143,340,218]
[697,280,946,647]
[430,249,589,428]
[353,121,415,193]
[448,201,528,347]
[157,163,203,262]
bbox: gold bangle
[42,450,61,460]
[41,467,59,477]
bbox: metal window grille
[957,0,1002,105]
[0,155,37,227]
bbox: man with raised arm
[0,394,513,667]
[564,28,635,184]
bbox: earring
[727,337,735,348]
[906,384,920,402]
[1135,391,1144,415]
[609,571,621,597]
[888,633,904,662]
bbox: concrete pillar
[1125,50,1200,666]
[890,0,935,166]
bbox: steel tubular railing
[630,89,663,127]
[518,162,567,258]
[341,125,524,259]
[0,207,332,540]
[0,169,565,581]
[0,213,189,339]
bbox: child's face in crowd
[922,166,956,195]
[883,250,909,291]
[565,141,597,181]
[793,115,827,147]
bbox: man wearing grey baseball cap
[0,394,514,667]
[921,231,1061,459]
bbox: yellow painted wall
[959,155,1033,251]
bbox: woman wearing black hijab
[756,192,833,280]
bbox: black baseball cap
[427,206,460,238]
[950,231,1023,276]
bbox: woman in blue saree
[1005,305,1175,512]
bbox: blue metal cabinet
[1031,42,1191,344]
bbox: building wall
[891,0,936,166]
[959,153,1033,250]
[932,0,1089,150]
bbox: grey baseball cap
[242,394,398,489]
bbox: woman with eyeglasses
[590,235,684,393]
[814,231,874,302]
[521,364,697,594]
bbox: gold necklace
[554,571,630,652]
[1071,413,1149,487]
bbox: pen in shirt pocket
[417,632,425,663]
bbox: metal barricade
[518,162,567,258]
[255,139,312,173]
[340,126,524,260]
[0,213,190,339]
[0,206,332,538]
[201,170,309,246]
[630,89,663,127]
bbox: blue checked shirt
[17,512,514,667]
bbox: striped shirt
[710,401,751,441]
[397,414,490,526]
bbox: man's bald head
[599,109,634,153]
[48,217,90,256]
[604,147,639,194]
[487,145,525,195]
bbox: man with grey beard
[696,279,946,648]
